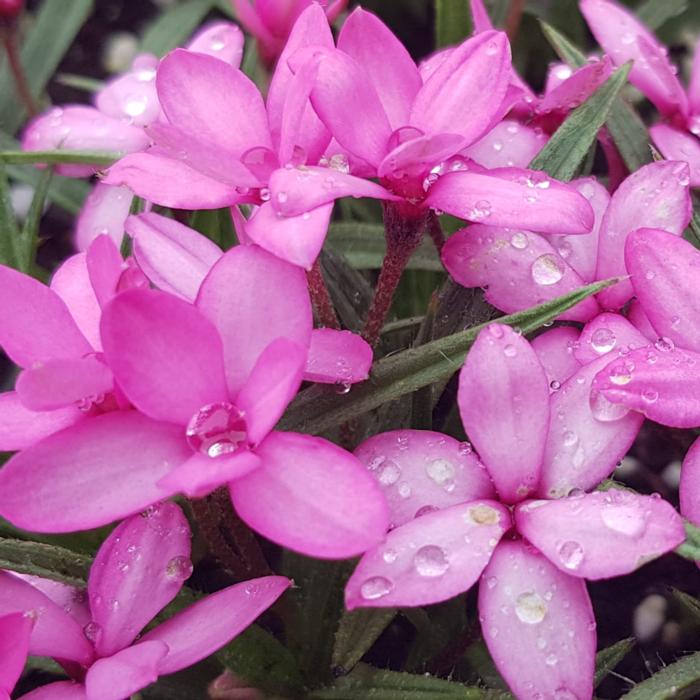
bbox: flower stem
[426,211,445,253]
[362,202,427,347]
[504,0,525,41]
[1,23,38,117]
[307,259,340,329]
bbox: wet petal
[95,69,160,127]
[18,682,87,700]
[680,437,700,525]
[186,21,245,67]
[531,326,582,390]
[0,612,32,692]
[628,298,658,341]
[303,328,373,385]
[85,235,124,308]
[575,312,649,365]
[464,120,548,169]
[650,124,700,187]
[75,184,133,251]
[537,57,612,116]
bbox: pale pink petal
[158,449,261,499]
[517,490,685,579]
[0,264,92,367]
[0,391,83,451]
[442,226,599,322]
[628,298,658,341]
[196,245,313,395]
[230,0,276,48]
[345,500,509,609]
[0,412,190,532]
[230,432,389,558]
[156,50,271,156]
[128,212,222,302]
[337,8,421,130]
[75,184,133,251]
[458,324,549,502]
[18,682,87,700]
[95,70,160,127]
[411,31,511,146]
[186,22,245,67]
[478,539,595,700]
[464,120,548,169]
[141,576,291,674]
[596,160,692,309]
[680,437,700,525]
[84,641,168,700]
[418,47,452,82]
[354,430,495,528]
[16,575,90,627]
[470,0,494,32]
[304,328,373,384]
[85,234,124,308]
[531,326,582,390]
[540,357,643,498]
[89,502,191,656]
[575,313,649,365]
[235,338,306,445]
[650,124,700,187]
[0,571,93,664]
[101,289,228,425]
[537,57,613,116]
[544,62,575,93]
[427,168,594,234]
[626,227,700,352]
[0,612,32,692]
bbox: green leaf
[140,0,216,56]
[684,208,700,250]
[189,207,237,250]
[435,0,472,48]
[332,608,397,674]
[637,0,687,30]
[675,521,700,561]
[0,0,94,134]
[669,588,700,624]
[18,167,52,273]
[327,222,442,271]
[279,278,618,435]
[0,537,90,586]
[0,163,20,268]
[0,150,120,166]
[621,651,700,699]
[55,72,104,92]
[595,638,635,687]
[309,663,513,699]
[530,63,632,181]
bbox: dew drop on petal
[413,545,449,577]
[654,336,675,352]
[601,504,646,537]
[503,344,517,358]
[510,232,528,249]
[531,254,564,286]
[425,458,455,486]
[83,621,101,643]
[591,328,616,354]
[382,549,398,564]
[186,402,247,458]
[377,460,401,486]
[590,390,631,422]
[515,592,547,624]
[415,505,439,518]
[165,555,193,581]
[557,541,584,570]
[360,576,394,600]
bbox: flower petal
[628,298,658,341]
[101,289,228,425]
[230,431,389,558]
[517,490,685,579]
[186,21,245,67]
[0,412,189,532]
[575,312,649,365]
[650,124,700,187]
[680,437,700,525]
[18,682,87,700]
[458,324,549,502]
[345,499,509,609]
[304,328,373,385]
[95,69,160,128]
[478,539,595,700]
[85,235,124,308]
[464,120,548,169]
[531,327,582,390]
[75,184,133,251]
[354,430,495,529]
[141,576,291,674]
[537,57,613,116]
[0,612,32,692]
[196,245,312,395]
[89,502,191,657]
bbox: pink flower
[343,324,683,698]
[0,244,388,559]
[441,160,692,317]
[0,612,32,698]
[0,502,290,700]
[231,0,347,66]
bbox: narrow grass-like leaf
[0,0,94,134]
[140,0,215,56]
[279,278,618,435]
[18,167,52,273]
[0,537,90,586]
[333,608,397,674]
[621,651,700,699]
[435,0,472,48]
[0,163,20,267]
[0,150,120,166]
[55,72,104,92]
[190,207,237,250]
[684,208,700,250]
[530,63,632,181]
[637,0,687,30]
[669,588,700,624]
[595,638,635,687]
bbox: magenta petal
[517,490,685,579]
[427,169,594,234]
[531,327,582,390]
[84,640,168,700]
[625,227,700,353]
[158,449,261,499]
[85,235,124,309]
[186,22,245,67]
[18,682,87,700]
[0,612,32,692]
[628,299,658,341]
[478,539,595,700]
[231,432,389,558]
[128,212,222,302]
[345,499,508,609]
[75,184,133,251]
[304,328,373,385]
[595,161,692,309]
[0,264,92,367]
[16,576,90,627]
[442,225,599,322]
[141,576,291,675]
[354,430,495,528]
[458,324,549,502]
[593,344,700,428]
[0,391,82,451]
[15,356,113,411]
[464,120,548,169]
[540,356,643,498]
[101,289,228,425]
[650,124,700,187]
[95,69,160,128]
[377,132,467,182]
[0,412,190,532]
[680,437,700,525]
[235,338,306,445]
[0,572,93,664]
[337,8,421,130]
[537,57,613,116]
[196,245,313,395]
[575,313,650,365]
[89,502,191,657]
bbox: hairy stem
[307,259,340,329]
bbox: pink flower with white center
[231,0,347,67]
[0,611,32,698]
[0,235,148,452]
[581,0,700,187]
[0,244,388,559]
[441,159,692,317]
[343,324,684,699]
[0,502,290,700]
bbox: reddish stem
[307,258,340,329]
[426,211,445,253]
[504,0,526,41]
[1,24,37,117]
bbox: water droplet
[458,441,473,455]
[654,336,675,352]
[642,388,659,403]
[503,344,517,358]
[382,549,398,564]
[621,32,635,45]
[415,505,439,518]
[486,576,498,589]
[562,430,578,448]
[591,327,616,354]
[531,254,564,286]
[186,402,247,458]
[609,363,633,385]
[328,153,350,173]
[83,621,101,643]
[425,458,455,486]
[360,576,394,600]
[377,460,401,486]
[466,504,500,525]
[589,389,630,422]
[545,653,558,667]
[554,689,578,700]
[469,199,492,219]
[488,324,504,338]
[550,380,561,391]
[515,592,547,624]
[557,541,584,570]
[276,191,288,204]
[537,637,547,650]
[166,555,193,581]
[510,232,528,249]
[414,545,449,577]
[601,504,646,537]
[398,482,412,499]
